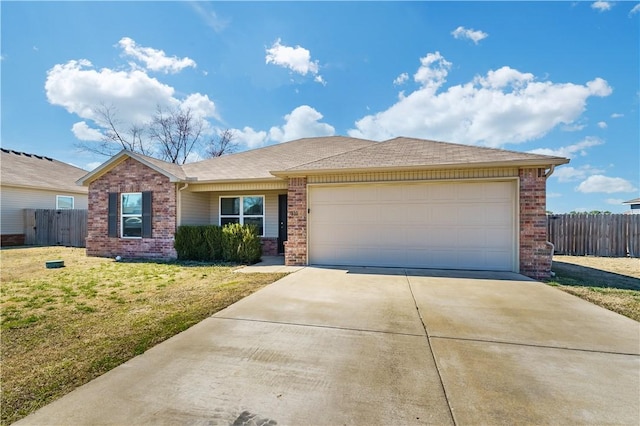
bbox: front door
[278,194,288,254]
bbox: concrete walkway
[15,267,640,425]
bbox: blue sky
[1,1,638,213]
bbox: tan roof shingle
[276,137,569,174]
[182,136,376,181]
[1,149,88,193]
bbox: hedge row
[174,224,262,264]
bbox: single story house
[1,149,89,246]
[622,198,640,214]
[78,136,569,279]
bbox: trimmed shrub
[174,225,223,261]
[221,223,262,264]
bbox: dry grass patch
[1,247,286,425]
[548,256,640,322]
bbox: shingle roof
[276,137,569,174]
[1,149,88,193]
[182,136,377,181]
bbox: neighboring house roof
[273,137,569,176]
[78,136,570,186]
[623,198,640,205]
[1,148,88,193]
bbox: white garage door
[308,181,516,271]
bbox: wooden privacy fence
[547,214,640,258]
[24,209,88,248]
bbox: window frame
[56,195,74,209]
[121,192,143,239]
[219,195,265,237]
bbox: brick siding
[519,168,552,280]
[86,158,177,260]
[284,177,307,266]
[260,237,278,256]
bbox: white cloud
[349,52,612,146]
[547,192,562,198]
[180,93,218,121]
[118,37,196,74]
[631,4,640,16]
[268,105,335,143]
[46,52,217,145]
[72,121,103,141]
[86,161,102,171]
[233,126,269,149]
[394,73,409,86]
[591,1,613,12]
[611,113,624,118]
[45,59,178,125]
[606,198,625,205]
[551,165,605,183]
[528,136,604,158]
[562,122,586,132]
[265,38,325,84]
[597,121,607,129]
[451,26,489,44]
[189,2,230,33]
[576,175,637,193]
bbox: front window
[56,195,74,209]
[220,196,264,236]
[121,193,142,238]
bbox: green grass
[548,259,640,322]
[0,247,286,425]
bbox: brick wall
[519,168,552,280]
[86,158,177,259]
[260,237,278,256]
[1,234,25,246]
[284,177,307,266]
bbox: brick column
[519,168,551,280]
[285,177,307,266]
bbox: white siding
[179,190,211,225]
[1,186,88,234]
[209,190,285,238]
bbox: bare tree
[205,128,238,158]
[75,103,152,157]
[76,103,238,164]
[148,106,204,164]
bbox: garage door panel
[309,181,516,271]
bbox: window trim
[219,195,265,237]
[56,195,74,209]
[121,192,143,239]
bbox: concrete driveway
[16,267,640,425]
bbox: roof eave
[77,151,184,186]
[188,177,285,185]
[1,182,88,194]
[270,158,570,178]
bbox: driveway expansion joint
[428,335,640,357]
[213,316,426,337]
[405,273,457,426]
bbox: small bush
[175,224,261,264]
[221,223,262,264]
[174,225,223,261]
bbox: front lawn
[548,256,640,322]
[0,247,286,425]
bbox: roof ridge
[386,136,566,160]
[280,136,378,171]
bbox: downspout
[177,183,189,227]
[543,165,556,277]
[544,165,555,178]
